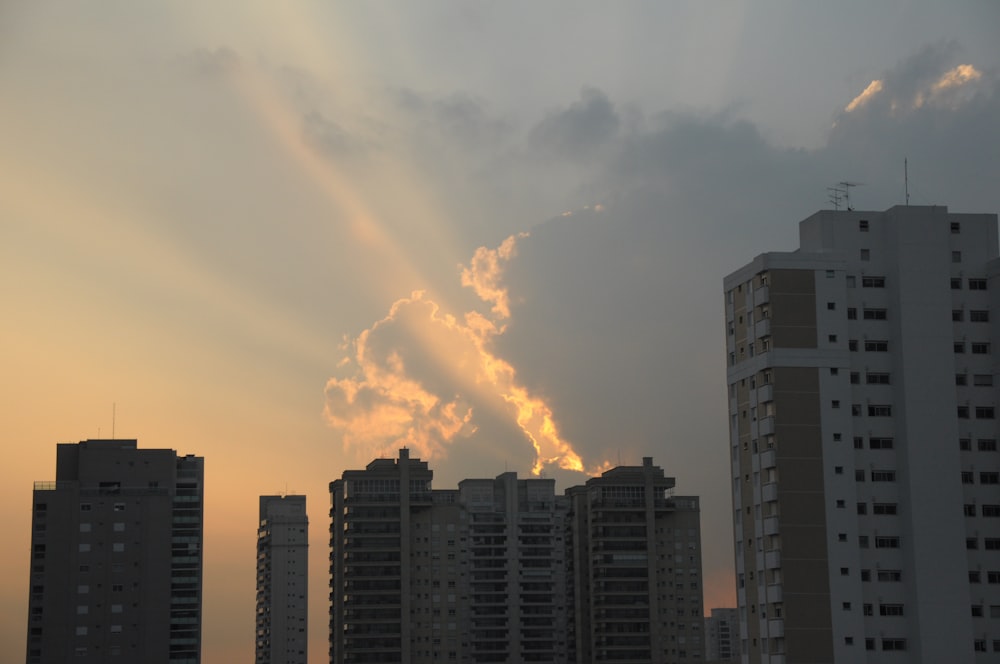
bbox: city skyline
[3,3,1000,662]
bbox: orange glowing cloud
[324,233,606,475]
[844,79,883,113]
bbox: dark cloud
[529,87,620,157]
[302,110,368,157]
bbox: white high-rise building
[724,205,1000,663]
[256,495,309,664]
[705,608,739,662]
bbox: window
[863,603,874,615]
[859,220,869,231]
[862,276,885,288]
[855,469,865,481]
[875,536,900,548]
[865,639,875,651]
[971,570,982,581]
[969,278,987,290]
[971,310,990,322]
[959,406,970,419]
[987,538,1000,550]
[832,400,840,409]
[828,334,838,343]
[854,436,864,449]
[960,438,971,451]
[80,503,92,512]
[988,571,1000,584]
[852,404,862,416]
[880,604,904,616]
[861,570,871,582]
[982,505,1000,517]
[957,373,968,385]
[868,405,892,417]
[873,502,898,515]
[978,438,997,451]
[953,251,963,263]
[869,437,894,449]
[847,275,856,287]
[881,639,906,651]
[112,542,125,553]
[847,307,857,320]
[840,566,849,574]
[865,340,888,352]
[871,470,896,482]
[976,406,995,419]
[954,309,965,321]
[863,308,887,320]
[861,249,871,261]
[972,342,991,355]
[849,340,859,351]
[836,499,846,508]
[951,221,961,233]
[952,277,963,289]
[877,569,901,582]
[974,374,993,387]
[955,342,966,353]
[962,471,975,484]
[866,372,890,384]
[835,466,844,475]
[850,372,860,384]
[968,538,979,549]
[859,535,869,548]
[827,302,836,310]
[965,504,978,516]
[857,503,867,515]
[975,640,987,652]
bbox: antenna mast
[904,158,910,205]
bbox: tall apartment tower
[456,473,569,663]
[256,495,309,664]
[329,448,434,664]
[25,439,204,664]
[705,608,739,662]
[724,205,1000,663]
[566,457,704,664]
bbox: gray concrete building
[566,457,704,664]
[329,449,703,664]
[705,608,739,662]
[256,495,309,664]
[724,205,1000,663]
[26,439,203,664]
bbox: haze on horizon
[2,2,999,661]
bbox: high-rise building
[705,608,739,662]
[566,457,704,664]
[329,449,703,664]
[256,495,309,664]
[25,439,204,664]
[724,205,1000,663]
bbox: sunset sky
[3,2,999,661]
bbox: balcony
[764,549,781,569]
[757,416,775,436]
[754,285,769,304]
[754,318,771,339]
[767,619,784,637]
[761,482,778,502]
[763,516,780,536]
[766,584,782,603]
[759,449,776,469]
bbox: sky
[2,2,999,661]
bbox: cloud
[529,87,620,157]
[323,234,602,475]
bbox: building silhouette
[256,495,309,664]
[25,439,204,663]
[329,449,702,663]
[724,205,1000,662]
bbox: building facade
[567,457,704,664]
[705,608,739,662]
[26,439,204,664]
[330,450,703,664]
[724,205,1000,663]
[256,495,309,664]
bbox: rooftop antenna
[827,186,844,210]
[904,158,910,205]
[839,181,862,211]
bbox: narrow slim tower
[724,205,1000,662]
[256,495,309,664]
[25,439,204,663]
